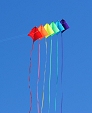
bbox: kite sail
[28,19,69,113]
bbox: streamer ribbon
[55,37,59,112]
[48,38,52,113]
[28,42,34,113]
[61,33,63,113]
[41,38,48,113]
[37,41,40,113]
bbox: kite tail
[28,42,34,113]
[41,39,48,113]
[61,33,63,113]
[37,41,40,113]
[61,93,63,113]
[55,37,59,112]
[48,38,52,113]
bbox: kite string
[28,42,34,113]
[41,38,48,113]
[61,33,63,113]
[37,41,40,113]
[48,37,52,113]
[55,37,59,112]
[0,34,27,43]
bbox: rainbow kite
[28,19,69,42]
[28,19,69,113]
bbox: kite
[28,19,69,42]
[28,19,69,113]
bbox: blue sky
[0,0,92,113]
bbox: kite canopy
[50,22,60,36]
[28,27,42,42]
[28,19,69,42]
[44,23,54,38]
[38,25,48,39]
[60,19,69,32]
[55,21,65,32]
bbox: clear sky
[0,0,92,113]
